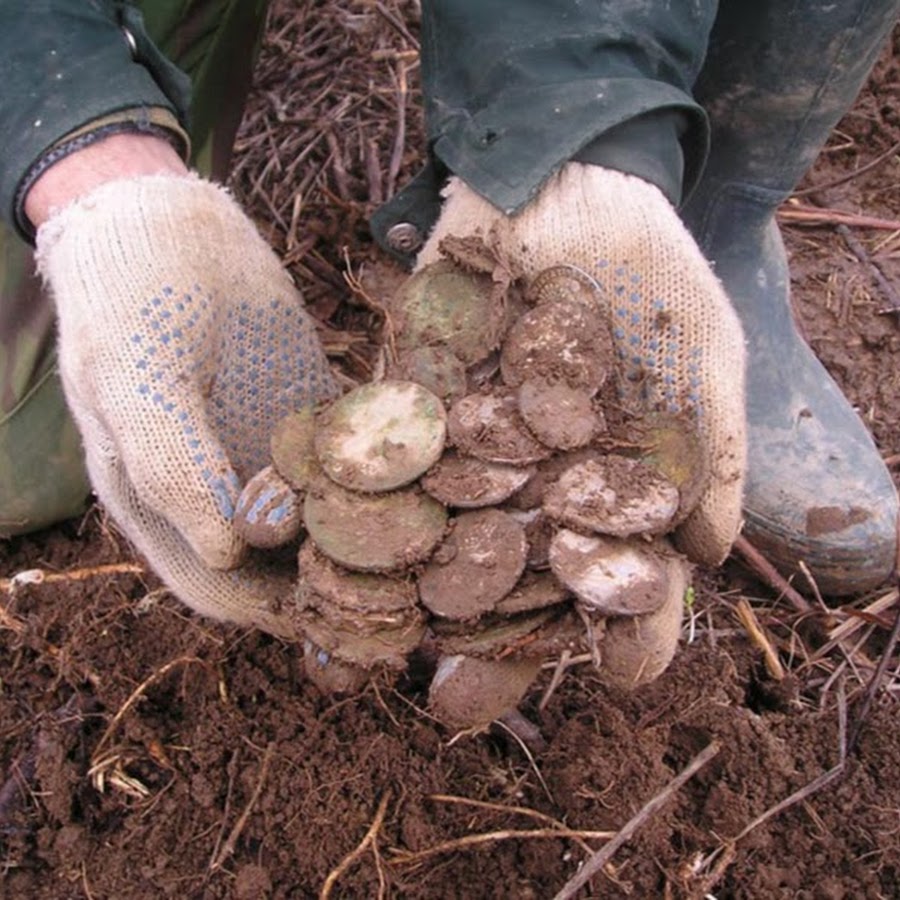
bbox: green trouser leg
[372,0,718,262]
[681,0,900,593]
[0,0,269,538]
[0,230,88,535]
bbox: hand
[420,163,747,566]
[33,164,338,633]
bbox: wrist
[24,133,189,230]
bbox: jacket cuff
[0,1,192,241]
[431,79,707,216]
[14,108,190,242]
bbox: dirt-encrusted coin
[548,528,674,616]
[296,603,425,669]
[419,509,528,620]
[304,479,447,572]
[494,570,568,615]
[600,564,687,687]
[315,380,447,492]
[447,392,552,465]
[271,408,319,491]
[543,456,680,536]
[516,378,601,450]
[431,607,559,658]
[297,540,418,615]
[500,298,613,392]
[421,451,535,508]
[619,413,708,523]
[390,259,507,365]
[428,654,543,729]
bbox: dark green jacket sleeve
[0,0,191,240]
[372,0,716,266]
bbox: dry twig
[778,204,900,231]
[428,793,610,858]
[91,656,207,763]
[321,792,391,899]
[848,576,900,752]
[731,535,813,616]
[836,222,900,312]
[552,741,721,900]
[389,825,615,868]
[734,598,786,680]
[494,713,552,800]
[0,561,144,594]
[210,743,275,872]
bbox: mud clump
[234,257,703,728]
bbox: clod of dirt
[428,654,543,729]
[233,465,302,549]
[389,259,508,365]
[314,380,447,492]
[447,392,552,465]
[270,407,319,490]
[418,509,528,620]
[303,479,447,572]
[390,345,468,402]
[600,560,688,686]
[543,456,680,536]
[548,529,681,616]
[421,451,535,508]
[297,540,418,615]
[500,297,613,392]
[516,377,601,450]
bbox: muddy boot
[681,2,900,594]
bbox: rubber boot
[681,2,899,595]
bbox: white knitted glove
[35,175,338,633]
[420,163,746,565]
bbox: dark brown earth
[2,5,899,898]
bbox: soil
[2,6,900,900]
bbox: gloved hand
[35,174,338,634]
[419,162,747,566]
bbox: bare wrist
[24,133,189,228]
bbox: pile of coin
[234,259,699,728]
